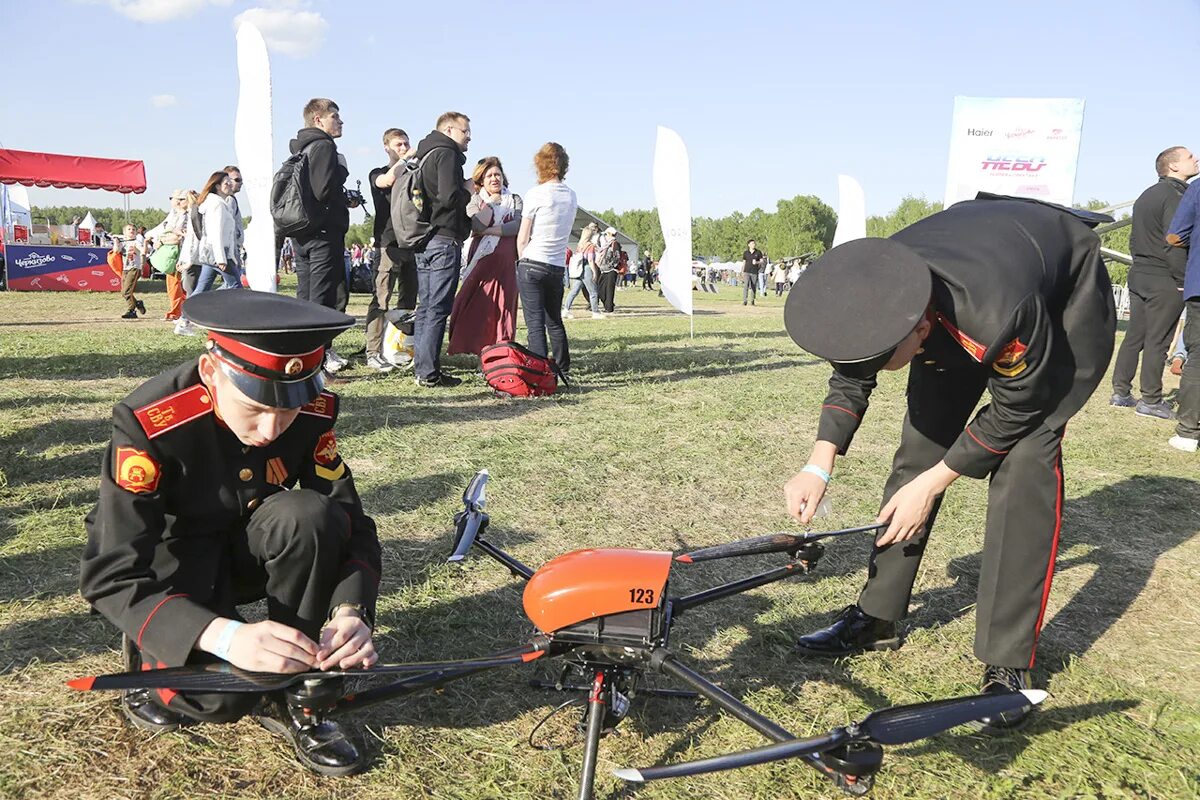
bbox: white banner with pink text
[943,97,1085,208]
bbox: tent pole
[124,194,130,225]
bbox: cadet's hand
[226,620,319,673]
[316,611,377,671]
[784,470,828,525]
[876,463,958,547]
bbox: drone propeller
[448,468,489,563]
[67,640,545,694]
[674,523,886,564]
[614,689,1045,783]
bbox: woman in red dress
[448,157,523,355]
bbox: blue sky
[4,0,1199,222]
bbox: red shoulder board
[300,391,336,420]
[936,314,987,363]
[133,385,213,439]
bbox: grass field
[0,278,1197,800]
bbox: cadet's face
[200,355,302,447]
[882,319,933,371]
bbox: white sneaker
[366,354,395,373]
[324,349,347,373]
[1168,435,1198,453]
[593,311,606,319]
[563,310,574,319]
[173,319,196,337]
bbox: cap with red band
[183,290,355,408]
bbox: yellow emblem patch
[115,447,161,494]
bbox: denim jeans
[413,236,462,380]
[194,261,244,293]
[517,259,569,372]
[564,269,598,313]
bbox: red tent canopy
[0,148,146,194]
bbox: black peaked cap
[184,291,355,408]
[784,238,931,368]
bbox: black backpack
[391,149,443,251]
[270,141,322,237]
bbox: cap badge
[284,357,304,376]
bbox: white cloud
[234,6,328,57]
[150,94,178,108]
[96,0,233,23]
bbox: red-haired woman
[448,157,523,355]
[516,143,578,374]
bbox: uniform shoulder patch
[992,337,1029,377]
[133,385,213,439]
[116,447,162,494]
[300,391,336,420]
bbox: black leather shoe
[795,605,900,656]
[122,687,187,732]
[254,693,364,777]
[973,665,1034,734]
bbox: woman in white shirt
[516,143,578,374]
[188,171,241,294]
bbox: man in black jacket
[782,195,1115,732]
[1110,146,1198,418]
[410,111,472,388]
[288,98,359,372]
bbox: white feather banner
[831,174,866,248]
[234,21,276,292]
[652,126,693,318]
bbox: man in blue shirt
[1167,178,1200,451]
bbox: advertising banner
[943,97,1085,208]
[4,245,120,291]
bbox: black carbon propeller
[674,523,886,564]
[614,689,1047,782]
[447,468,489,563]
[68,640,546,694]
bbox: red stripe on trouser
[1028,445,1064,669]
[141,658,178,706]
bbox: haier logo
[967,128,993,137]
[981,156,1047,173]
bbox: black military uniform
[785,195,1115,694]
[81,291,381,774]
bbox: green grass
[0,279,1197,799]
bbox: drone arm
[670,562,807,617]
[333,664,501,713]
[472,536,535,581]
[651,651,793,742]
[615,730,845,783]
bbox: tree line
[30,196,1133,284]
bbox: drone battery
[553,606,663,648]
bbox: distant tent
[0,148,147,194]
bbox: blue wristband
[801,464,831,484]
[213,620,243,661]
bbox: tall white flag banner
[831,174,866,248]
[943,97,1085,208]
[653,126,693,318]
[235,22,276,292]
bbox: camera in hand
[345,180,370,217]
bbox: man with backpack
[283,98,359,374]
[364,128,418,373]
[404,111,473,388]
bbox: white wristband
[801,464,831,483]
[213,620,243,661]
